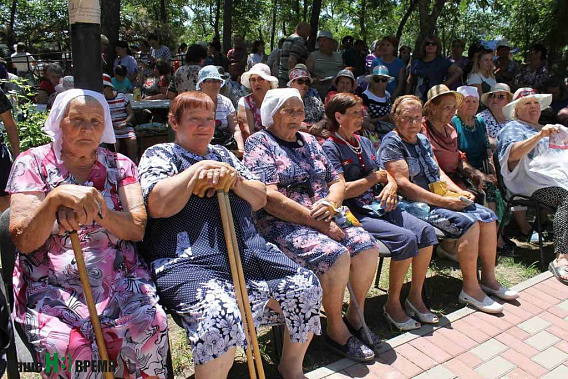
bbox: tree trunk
[282,19,287,37]
[308,0,322,51]
[222,0,232,53]
[160,0,167,24]
[546,0,568,70]
[295,0,301,22]
[270,0,278,50]
[359,0,367,44]
[214,0,221,39]
[303,0,308,21]
[414,0,447,58]
[100,0,120,76]
[396,0,417,41]
[7,0,17,51]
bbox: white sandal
[404,299,439,324]
[383,305,421,331]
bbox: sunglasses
[488,93,507,100]
[425,41,438,46]
[295,78,310,85]
[515,89,537,100]
[372,77,389,83]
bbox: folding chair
[493,150,556,269]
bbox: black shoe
[343,316,382,350]
[324,335,375,362]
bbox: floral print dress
[243,130,378,276]
[138,143,322,365]
[6,144,169,379]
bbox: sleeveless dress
[138,143,322,365]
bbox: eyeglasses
[372,77,389,83]
[249,76,266,84]
[488,93,507,100]
[399,116,422,124]
[425,41,438,46]
[294,78,310,85]
[203,79,221,84]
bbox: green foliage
[6,80,50,152]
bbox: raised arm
[444,64,463,88]
[506,125,559,170]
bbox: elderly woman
[244,88,380,362]
[325,69,357,104]
[237,63,279,139]
[477,83,513,147]
[322,93,438,330]
[379,95,519,313]
[360,65,394,143]
[138,91,322,378]
[196,65,244,157]
[406,35,462,103]
[497,88,568,285]
[7,89,169,377]
[452,86,498,208]
[421,85,489,197]
[287,65,329,141]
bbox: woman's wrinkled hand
[53,185,107,231]
[484,173,498,185]
[376,181,398,212]
[458,190,475,201]
[539,124,560,138]
[192,161,239,197]
[310,200,336,222]
[444,196,469,211]
[315,220,346,241]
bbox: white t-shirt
[467,72,497,89]
[10,52,35,72]
[215,94,236,129]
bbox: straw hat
[480,83,513,107]
[424,84,464,110]
[241,63,278,89]
[502,87,552,120]
[365,65,394,83]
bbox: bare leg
[455,222,486,301]
[278,328,313,379]
[513,210,531,236]
[194,347,236,379]
[407,246,434,313]
[383,257,411,322]
[345,249,379,328]
[318,252,351,344]
[478,221,501,290]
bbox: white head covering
[43,89,116,162]
[260,88,303,128]
[457,85,479,99]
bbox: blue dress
[243,130,378,276]
[322,134,438,260]
[138,143,322,365]
[379,131,497,239]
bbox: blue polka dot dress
[138,143,322,365]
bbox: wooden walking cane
[208,174,264,379]
[69,231,114,379]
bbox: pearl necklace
[334,132,362,154]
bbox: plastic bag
[549,125,568,150]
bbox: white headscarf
[43,89,116,162]
[260,88,303,128]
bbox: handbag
[211,123,238,151]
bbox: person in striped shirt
[103,74,138,163]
